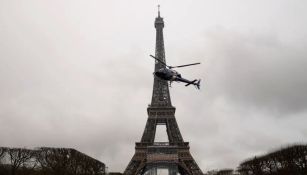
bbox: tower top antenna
[158,4,160,17]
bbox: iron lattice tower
[124,9,203,175]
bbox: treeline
[0,147,105,175]
[216,169,235,175]
[205,169,238,175]
[237,144,307,175]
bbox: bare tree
[238,144,307,175]
[0,147,8,174]
[1,147,106,175]
[0,147,7,163]
[7,148,33,175]
[35,147,105,175]
[35,147,70,175]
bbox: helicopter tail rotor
[185,79,201,89]
[195,79,201,89]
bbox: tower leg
[169,165,178,175]
[152,167,157,175]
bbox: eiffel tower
[123,8,203,175]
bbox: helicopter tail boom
[185,80,197,87]
[185,79,201,89]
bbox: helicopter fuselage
[154,68,181,81]
[154,67,199,85]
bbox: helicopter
[150,55,201,89]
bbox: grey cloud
[202,29,307,115]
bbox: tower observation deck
[123,8,204,175]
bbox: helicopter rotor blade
[149,55,169,67]
[169,62,200,69]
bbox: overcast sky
[1,0,307,173]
